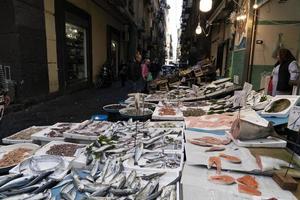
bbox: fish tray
[152,107,184,121]
[31,123,79,145]
[103,103,127,113]
[260,95,300,118]
[2,126,48,144]
[34,141,84,162]
[146,121,185,129]
[50,168,182,200]
[63,120,113,142]
[0,143,40,173]
[123,151,184,173]
[226,131,287,148]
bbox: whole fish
[160,185,176,198]
[60,183,74,200]
[130,177,141,190]
[135,177,159,200]
[52,178,73,189]
[143,135,163,145]
[2,193,32,200]
[2,184,40,196]
[109,187,139,196]
[0,174,23,187]
[141,161,165,168]
[0,175,36,192]
[140,172,166,181]
[231,118,275,141]
[72,170,84,192]
[109,173,126,189]
[23,171,53,187]
[134,143,143,164]
[103,159,123,184]
[93,145,114,153]
[96,159,111,183]
[33,179,58,194]
[90,158,100,178]
[124,170,136,187]
[90,184,110,197]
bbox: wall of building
[0,0,49,100]
[44,0,58,93]
[251,0,300,89]
[44,0,126,92]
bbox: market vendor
[271,48,299,96]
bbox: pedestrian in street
[271,48,299,96]
[141,59,152,93]
[119,63,127,87]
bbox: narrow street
[0,80,141,139]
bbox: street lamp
[195,23,202,35]
[199,0,212,13]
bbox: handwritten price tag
[243,82,253,97]
[288,106,300,132]
[233,90,246,108]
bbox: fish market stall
[0,81,300,200]
[2,126,48,144]
[31,122,79,145]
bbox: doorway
[107,26,121,80]
[55,0,92,91]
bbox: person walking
[271,48,299,96]
[141,59,151,93]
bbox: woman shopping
[271,48,299,96]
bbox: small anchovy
[140,172,166,181]
[135,177,160,200]
[109,187,139,196]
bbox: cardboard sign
[243,82,253,97]
[288,105,300,132]
[233,90,246,108]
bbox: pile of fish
[53,156,179,199]
[0,171,56,199]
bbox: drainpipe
[247,4,258,83]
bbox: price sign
[233,90,246,108]
[288,106,300,131]
[181,77,186,83]
[243,82,253,97]
[192,84,199,93]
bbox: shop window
[65,23,87,84]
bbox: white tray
[226,131,287,148]
[34,141,84,162]
[123,151,184,173]
[2,126,48,144]
[260,95,300,118]
[31,123,79,144]
[152,107,184,121]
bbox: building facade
[0,0,167,102]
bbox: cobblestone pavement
[0,80,142,139]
